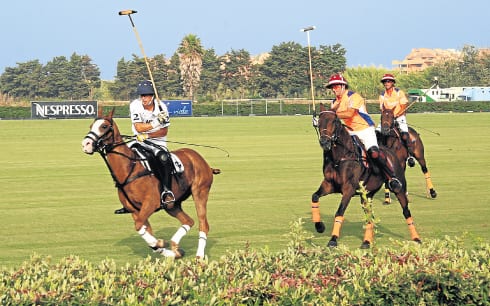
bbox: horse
[378,108,437,203]
[81,108,220,259]
[310,103,421,248]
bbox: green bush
[1,220,488,305]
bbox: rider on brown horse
[378,73,416,167]
[326,73,403,193]
[114,80,175,214]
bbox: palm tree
[178,34,204,101]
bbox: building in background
[392,48,461,73]
[458,87,490,101]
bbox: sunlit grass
[0,113,489,268]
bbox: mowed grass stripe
[0,113,488,267]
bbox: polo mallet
[118,10,160,101]
[300,26,316,114]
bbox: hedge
[1,101,490,119]
[0,220,488,305]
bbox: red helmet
[381,73,396,83]
[326,73,348,89]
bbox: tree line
[1,35,489,104]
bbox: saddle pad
[171,153,184,173]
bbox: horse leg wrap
[311,201,321,223]
[363,222,374,244]
[331,216,344,238]
[138,225,158,248]
[171,224,191,245]
[384,188,391,204]
[424,171,434,190]
[406,217,420,241]
[196,231,207,258]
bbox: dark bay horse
[311,104,421,248]
[81,108,220,258]
[378,108,437,202]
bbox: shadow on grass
[114,225,218,260]
[303,219,407,249]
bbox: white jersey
[129,98,170,150]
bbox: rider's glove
[136,133,149,142]
[157,110,169,124]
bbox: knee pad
[156,151,170,166]
[367,147,379,159]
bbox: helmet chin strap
[143,96,154,106]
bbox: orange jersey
[379,88,408,117]
[331,90,374,131]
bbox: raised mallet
[119,10,160,101]
[300,26,316,113]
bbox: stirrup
[407,156,416,167]
[388,178,403,193]
[161,190,175,207]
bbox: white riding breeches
[348,126,378,151]
[396,115,408,133]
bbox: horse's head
[82,108,119,154]
[316,104,342,151]
[380,108,396,136]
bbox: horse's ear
[97,106,103,118]
[108,107,115,119]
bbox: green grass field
[0,113,489,268]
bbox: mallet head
[300,26,316,32]
[118,10,137,16]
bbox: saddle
[113,145,184,215]
[350,135,369,169]
[131,144,184,189]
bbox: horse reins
[87,119,153,211]
[315,110,362,163]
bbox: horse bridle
[316,110,340,150]
[85,117,153,210]
[84,117,116,153]
[380,110,398,135]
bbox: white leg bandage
[138,225,158,248]
[196,231,207,258]
[171,224,191,244]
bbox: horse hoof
[407,157,416,167]
[327,240,337,248]
[114,207,131,214]
[171,242,185,259]
[429,189,437,198]
[413,238,422,244]
[315,222,326,233]
[360,241,371,249]
[173,248,185,259]
[383,199,391,205]
[156,239,169,249]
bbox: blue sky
[1,0,488,80]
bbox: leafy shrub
[0,220,488,305]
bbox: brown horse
[378,108,437,202]
[311,103,421,248]
[81,108,220,258]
